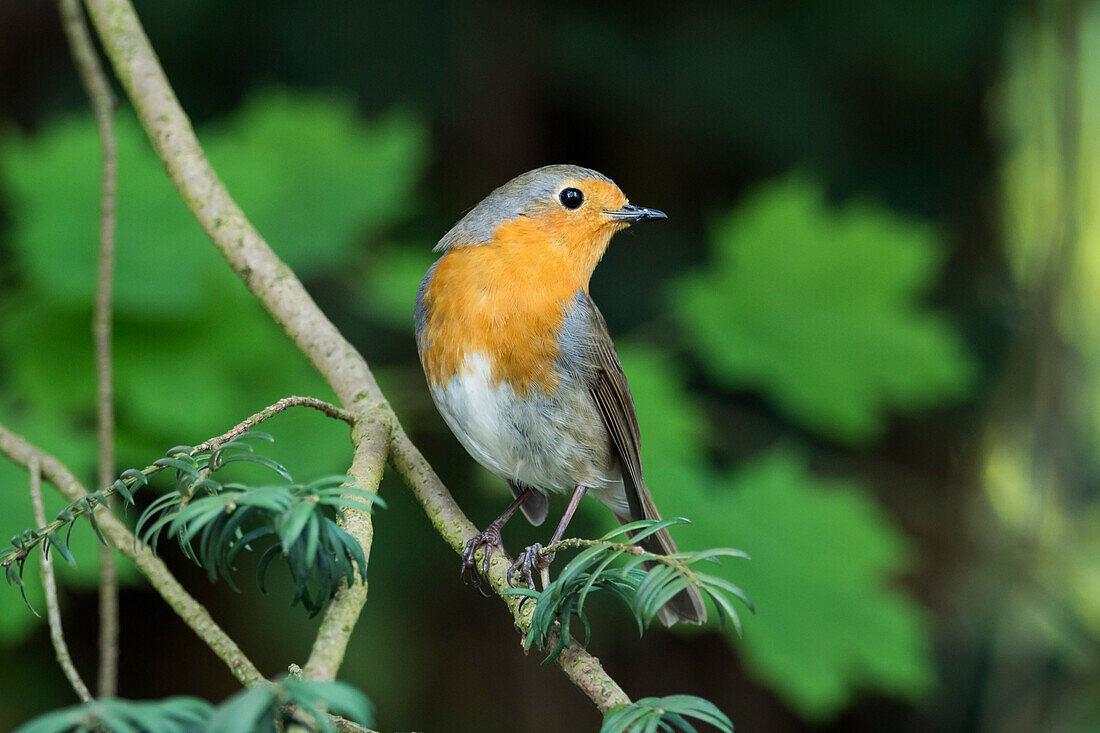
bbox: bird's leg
[461,484,536,596]
[508,484,588,591]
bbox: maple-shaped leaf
[619,344,935,719]
[0,90,427,318]
[670,175,975,442]
[678,450,934,718]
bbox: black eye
[559,187,584,210]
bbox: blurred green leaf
[13,696,212,733]
[614,344,710,494]
[2,114,219,317]
[0,91,427,317]
[206,90,428,277]
[678,451,933,718]
[359,243,438,329]
[670,175,975,442]
[621,343,934,719]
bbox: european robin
[415,165,705,626]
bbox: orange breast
[420,216,608,396]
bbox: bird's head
[435,165,666,281]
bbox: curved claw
[461,525,503,597]
[507,543,551,591]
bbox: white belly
[428,352,615,494]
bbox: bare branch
[95,534,119,697]
[56,0,120,698]
[0,423,265,687]
[30,457,94,703]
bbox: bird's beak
[602,204,668,223]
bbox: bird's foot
[461,524,504,596]
[506,543,556,591]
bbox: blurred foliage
[0,90,428,642]
[13,696,212,733]
[3,90,425,314]
[670,176,975,443]
[683,451,933,717]
[621,344,936,717]
[600,694,733,733]
[13,677,372,733]
[357,243,437,330]
[970,3,1100,731]
[615,173,971,716]
[133,439,382,616]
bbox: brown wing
[581,295,707,625]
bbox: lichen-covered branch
[82,0,632,712]
[329,715,378,733]
[0,422,264,687]
[29,458,94,703]
[56,0,121,698]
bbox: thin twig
[56,0,120,698]
[0,423,265,687]
[329,716,377,733]
[534,537,710,583]
[95,544,120,698]
[190,396,356,454]
[30,457,94,703]
[539,538,648,557]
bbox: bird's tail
[614,487,707,627]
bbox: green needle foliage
[0,461,157,608]
[600,695,734,733]
[134,434,383,616]
[13,677,373,733]
[13,697,213,733]
[1,431,382,617]
[504,519,752,663]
